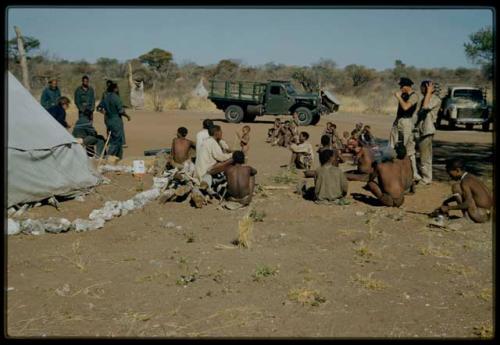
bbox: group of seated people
[165,119,257,207]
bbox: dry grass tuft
[236,212,254,248]
[272,169,299,184]
[287,288,326,306]
[419,246,453,259]
[253,265,279,281]
[249,208,266,222]
[472,322,493,338]
[478,288,492,302]
[351,272,388,290]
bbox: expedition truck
[207,80,340,126]
[437,86,492,131]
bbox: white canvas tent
[7,72,100,207]
[192,78,208,98]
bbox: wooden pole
[14,26,30,91]
[97,132,112,167]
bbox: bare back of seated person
[172,137,195,164]
[225,151,257,205]
[366,143,409,207]
[345,146,374,182]
[436,159,492,223]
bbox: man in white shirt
[195,125,233,184]
[195,119,213,156]
[195,119,232,159]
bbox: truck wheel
[310,114,321,126]
[448,119,456,130]
[436,116,442,129]
[295,107,313,126]
[243,113,257,123]
[225,105,244,123]
[482,121,490,131]
[465,123,474,130]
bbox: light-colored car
[437,86,492,131]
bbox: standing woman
[101,82,130,160]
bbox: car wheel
[465,123,474,130]
[448,119,456,130]
[243,112,257,123]
[436,116,442,129]
[225,105,244,123]
[295,107,313,126]
[310,114,321,126]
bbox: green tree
[139,48,173,72]
[138,48,174,111]
[345,64,376,87]
[6,35,40,62]
[464,26,493,80]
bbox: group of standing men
[389,77,441,185]
[40,76,129,160]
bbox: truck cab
[437,86,491,131]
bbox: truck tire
[295,107,314,126]
[436,115,442,129]
[225,105,244,123]
[243,112,257,123]
[465,123,474,130]
[310,114,321,126]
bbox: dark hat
[398,77,414,87]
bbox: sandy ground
[7,109,494,338]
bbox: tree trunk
[14,26,30,91]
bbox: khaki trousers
[418,134,433,184]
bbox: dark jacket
[72,116,98,138]
[74,86,96,113]
[41,86,61,109]
[47,104,69,128]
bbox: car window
[270,86,281,95]
[453,89,483,100]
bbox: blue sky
[7,7,493,70]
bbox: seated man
[168,127,195,169]
[345,144,375,182]
[365,143,409,207]
[434,158,492,223]
[225,151,258,206]
[300,149,348,203]
[275,121,292,147]
[288,131,314,170]
[267,118,282,143]
[72,110,105,157]
[359,125,377,147]
[318,135,344,163]
[195,125,233,186]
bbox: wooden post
[14,26,30,91]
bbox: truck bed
[208,80,266,103]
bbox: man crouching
[434,159,492,223]
[225,151,257,206]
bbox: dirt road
[7,109,493,338]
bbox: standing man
[40,78,61,110]
[415,80,441,185]
[101,82,130,160]
[389,77,421,182]
[74,75,96,122]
